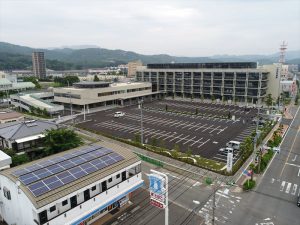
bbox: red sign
[150,192,165,202]
[150,199,164,209]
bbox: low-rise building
[10,91,64,115]
[0,120,58,152]
[0,111,24,124]
[53,81,156,111]
[0,72,35,92]
[0,142,143,225]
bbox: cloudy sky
[0,0,299,56]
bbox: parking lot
[77,99,257,163]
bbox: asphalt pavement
[217,105,300,225]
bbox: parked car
[226,141,241,150]
[114,111,125,118]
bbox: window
[50,205,56,212]
[3,187,11,200]
[62,199,68,206]
[91,186,96,191]
[108,178,112,183]
[116,174,120,179]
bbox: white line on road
[298,168,300,177]
[280,181,286,191]
[285,182,292,193]
[292,155,298,162]
[291,184,298,195]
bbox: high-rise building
[127,60,142,77]
[32,52,46,79]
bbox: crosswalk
[279,180,299,196]
[271,178,300,196]
[198,189,242,224]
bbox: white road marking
[280,181,286,191]
[298,168,300,177]
[193,200,200,204]
[291,184,298,195]
[285,182,292,193]
[292,155,298,162]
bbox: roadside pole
[139,99,144,145]
[149,169,168,225]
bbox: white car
[114,111,125,118]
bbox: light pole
[138,99,144,145]
[67,81,74,125]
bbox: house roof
[0,120,58,140]
[0,141,140,209]
[0,111,23,121]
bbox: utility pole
[212,185,216,225]
[138,99,144,144]
[67,81,74,125]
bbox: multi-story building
[136,62,282,104]
[32,52,46,79]
[127,60,142,77]
[53,81,155,111]
[0,141,143,225]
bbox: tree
[211,95,215,102]
[186,147,193,162]
[265,94,273,108]
[150,137,158,147]
[44,128,82,155]
[134,133,140,143]
[172,144,180,158]
[23,76,41,89]
[93,75,100,81]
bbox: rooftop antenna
[279,41,288,64]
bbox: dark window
[108,178,112,183]
[62,200,68,206]
[91,186,96,191]
[50,205,56,212]
[3,187,11,200]
[116,174,120,179]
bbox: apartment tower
[32,51,46,79]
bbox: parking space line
[195,124,207,131]
[169,133,184,142]
[198,138,210,148]
[183,136,197,145]
[176,135,190,143]
[190,137,203,146]
[202,124,214,132]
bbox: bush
[243,179,256,190]
[12,154,30,167]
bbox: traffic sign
[150,199,164,209]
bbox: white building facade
[0,142,143,225]
[53,81,155,110]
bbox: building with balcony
[32,52,46,79]
[0,142,143,225]
[53,81,156,111]
[136,62,282,104]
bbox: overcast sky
[0,0,299,56]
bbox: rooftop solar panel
[12,144,125,197]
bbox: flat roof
[147,62,257,69]
[0,141,140,209]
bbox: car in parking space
[226,141,241,150]
[114,111,125,118]
[297,196,300,207]
[219,147,234,155]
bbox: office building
[32,52,46,79]
[0,142,143,225]
[53,81,156,111]
[136,62,282,104]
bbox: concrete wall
[262,64,282,99]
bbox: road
[104,161,225,225]
[214,106,300,225]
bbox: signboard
[226,152,233,172]
[150,199,164,209]
[148,174,166,209]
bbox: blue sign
[149,174,164,195]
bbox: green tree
[265,94,273,108]
[93,75,100,81]
[12,154,30,167]
[44,128,82,155]
[186,147,193,162]
[172,144,180,158]
[151,137,158,147]
[23,76,41,89]
[134,133,140,143]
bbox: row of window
[97,87,151,97]
[54,93,81,99]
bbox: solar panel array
[12,144,124,197]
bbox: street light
[138,99,144,145]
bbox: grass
[243,179,256,191]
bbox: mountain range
[0,42,299,71]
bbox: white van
[219,147,234,155]
[226,141,241,150]
[114,111,125,118]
